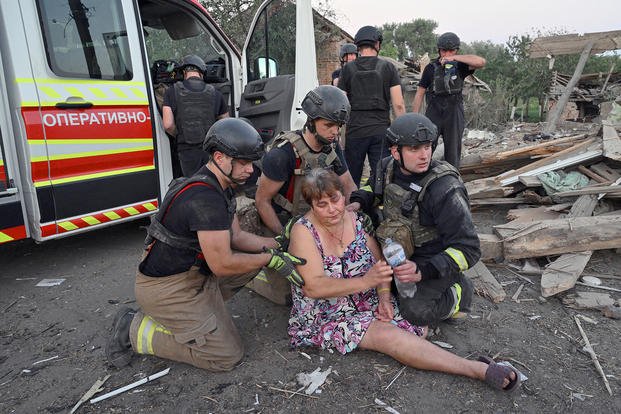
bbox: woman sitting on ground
[287,168,520,392]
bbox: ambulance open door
[240,0,318,143]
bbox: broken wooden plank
[518,175,542,187]
[464,261,506,303]
[589,162,621,181]
[478,233,503,261]
[577,165,608,183]
[555,185,621,197]
[470,197,527,206]
[506,206,561,223]
[563,291,615,309]
[541,251,593,297]
[497,215,621,260]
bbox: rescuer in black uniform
[163,54,229,176]
[331,43,358,87]
[412,32,486,168]
[349,113,480,326]
[106,118,305,371]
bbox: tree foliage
[379,19,438,60]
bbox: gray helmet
[203,118,264,161]
[437,32,460,50]
[354,26,382,47]
[180,54,207,73]
[301,85,350,125]
[386,113,438,146]
[339,43,357,60]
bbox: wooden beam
[498,215,621,259]
[544,40,595,134]
[529,30,621,58]
[478,233,503,261]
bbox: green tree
[379,19,438,60]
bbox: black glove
[274,215,301,251]
[264,247,306,287]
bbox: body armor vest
[374,159,460,257]
[429,60,464,96]
[349,59,389,111]
[269,131,340,215]
[174,79,216,146]
[145,174,235,252]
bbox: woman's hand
[364,260,393,288]
[393,260,422,283]
[375,295,394,321]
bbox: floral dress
[288,213,424,354]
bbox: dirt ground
[1,209,621,412]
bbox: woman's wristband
[377,287,391,294]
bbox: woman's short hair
[300,168,344,205]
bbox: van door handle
[55,97,93,109]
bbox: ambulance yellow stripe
[82,216,101,226]
[0,232,14,243]
[110,87,128,98]
[21,99,148,107]
[88,87,107,98]
[28,139,153,145]
[59,221,79,231]
[30,146,153,162]
[40,86,61,99]
[33,165,156,187]
[16,78,146,86]
[64,86,84,97]
[104,211,122,220]
[143,203,157,211]
[124,207,140,216]
[130,88,147,98]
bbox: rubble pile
[460,114,621,318]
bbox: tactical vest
[349,58,389,111]
[373,159,460,257]
[174,79,216,146]
[145,174,236,252]
[269,131,340,216]
[429,60,464,96]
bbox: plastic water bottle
[382,238,417,298]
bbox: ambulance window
[37,0,133,80]
[245,0,296,82]
[142,13,227,80]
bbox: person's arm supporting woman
[289,221,393,299]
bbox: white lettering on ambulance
[42,110,150,128]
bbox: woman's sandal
[478,356,522,392]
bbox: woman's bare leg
[359,320,514,386]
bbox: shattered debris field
[2,120,621,412]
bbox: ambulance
[0,0,318,244]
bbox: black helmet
[301,85,350,125]
[339,43,357,60]
[437,32,460,50]
[180,54,207,73]
[203,118,264,161]
[386,113,438,146]
[354,26,382,47]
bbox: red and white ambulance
[0,0,318,244]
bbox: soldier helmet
[339,43,358,60]
[437,32,460,50]
[354,26,383,47]
[179,54,207,74]
[203,118,264,161]
[301,85,350,125]
[386,113,438,146]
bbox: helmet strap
[305,119,332,147]
[396,146,416,175]
[211,156,245,186]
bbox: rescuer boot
[106,307,136,368]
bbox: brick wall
[313,14,353,85]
